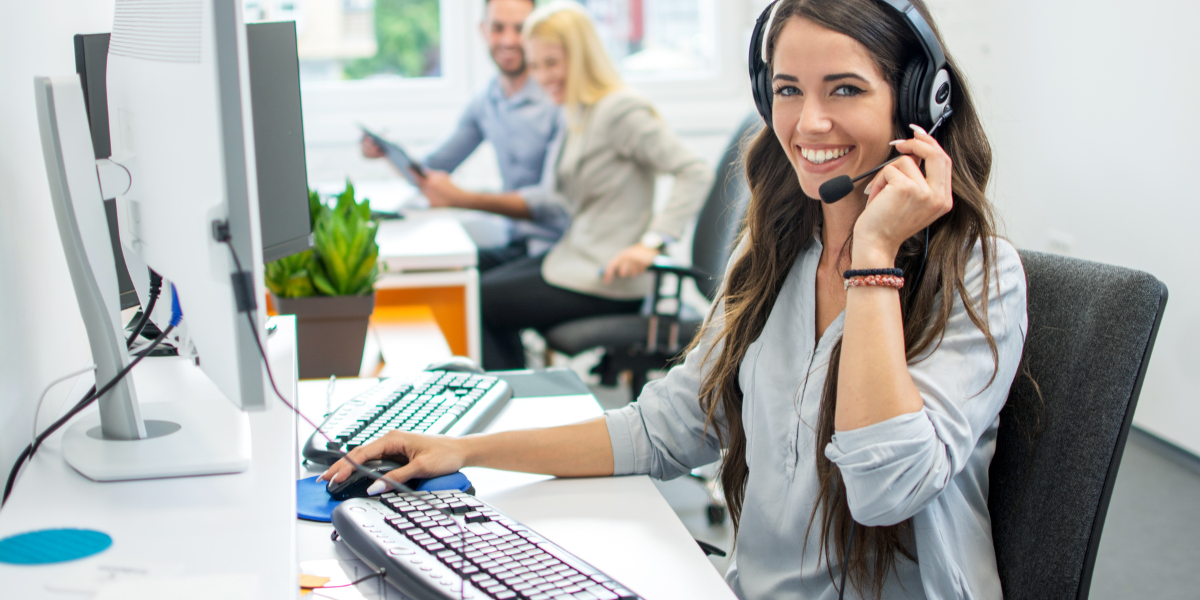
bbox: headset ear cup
[897,56,927,131]
[753,69,772,125]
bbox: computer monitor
[73,20,312,313]
[246,21,313,263]
[74,33,140,311]
[35,0,274,481]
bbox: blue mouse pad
[297,472,474,522]
[0,528,112,565]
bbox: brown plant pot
[272,293,375,379]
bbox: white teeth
[800,147,849,165]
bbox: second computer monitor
[74,19,312,311]
[106,0,265,410]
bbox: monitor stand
[35,74,251,481]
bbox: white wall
[932,0,1200,454]
[0,2,115,489]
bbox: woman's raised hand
[853,124,954,265]
[317,431,468,494]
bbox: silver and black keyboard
[333,490,644,600]
[303,371,513,465]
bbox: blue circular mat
[0,529,112,565]
[297,472,474,522]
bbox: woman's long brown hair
[694,0,1001,596]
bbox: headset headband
[878,0,946,71]
[760,0,784,65]
[750,0,952,131]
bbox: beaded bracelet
[842,268,904,278]
[844,274,905,290]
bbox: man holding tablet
[362,0,564,271]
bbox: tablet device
[359,125,427,186]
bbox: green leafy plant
[343,0,441,79]
[265,182,379,298]
[265,250,316,298]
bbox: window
[568,0,718,79]
[245,0,443,83]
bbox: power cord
[3,318,179,507]
[214,222,467,599]
[31,364,96,449]
[125,270,163,349]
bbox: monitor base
[62,401,251,482]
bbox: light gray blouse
[605,235,1027,600]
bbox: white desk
[374,212,481,365]
[0,318,300,599]
[296,378,737,600]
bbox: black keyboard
[303,371,513,465]
[333,490,644,600]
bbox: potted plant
[267,182,379,378]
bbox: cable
[306,568,387,590]
[31,364,96,449]
[3,323,176,507]
[125,269,163,349]
[217,232,466,600]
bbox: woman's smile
[795,143,856,174]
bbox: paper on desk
[94,573,259,600]
[45,560,184,594]
[301,559,412,600]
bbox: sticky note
[300,574,332,589]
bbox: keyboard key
[585,586,619,600]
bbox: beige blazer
[540,89,712,299]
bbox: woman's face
[770,17,895,201]
[526,38,567,104]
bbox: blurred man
[363,0,564,270]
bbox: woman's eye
[833,85,865,97]
[773,85,800,97]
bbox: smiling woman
[686,0,1025,598]
[317,2,1028,599]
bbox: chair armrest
[648,256,709,281]
[695,539,727,557]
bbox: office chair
[989,250,1167,600]
[544,113,762,401]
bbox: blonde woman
[417,2,712,370]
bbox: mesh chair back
[690,114,762,301]
[990,250,1167,600]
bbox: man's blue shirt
[424,76,560,193]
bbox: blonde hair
[524,1,623,114]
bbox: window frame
[298,1,754,140]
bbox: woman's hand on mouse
[853,124,953,267]
[318,431,468,492]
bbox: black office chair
[544,113,763,400]
[989,250,1167,600]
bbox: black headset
[749,0,952,133]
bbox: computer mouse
[425,356,485,374]
[326,458,408,501]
